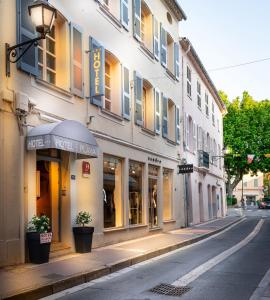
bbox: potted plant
[26,215,52,264]
[73,211,94,253]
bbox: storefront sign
[178,164,193,174]
[148,157,162,164]
[82,161,90,177]
[40,232,52,244]
[90,47,105,98]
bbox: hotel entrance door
[36,157,60,242]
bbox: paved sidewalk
[0,216,242,300]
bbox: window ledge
[140,43,155,60]
[100,108,124,122]
[35,78,73,98]
[103,226,126,233]
[166,69,176,81]
[163,219,176,224]
[128,224,148,230]
[141,127,156,136]
[99,4,122,29]
[166,138,177,146]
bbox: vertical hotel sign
[90,37,105,106]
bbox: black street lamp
[5,0,57,77]
[211,147,231,164]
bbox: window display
[163,168,173,220]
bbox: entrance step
[50,242,73,259]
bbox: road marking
[40,218,246,300]
[172,219,264,287]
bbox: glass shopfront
[129,161,143,225]
[163,168,173,220]
[148,165,159,228]
[103,155,123,228]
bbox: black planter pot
[73,226,94,253]
[26,232,51,264]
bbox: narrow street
[40,208,270,300]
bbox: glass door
[149,177,158,228]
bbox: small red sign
[82,161,90,177]
[40,232,52,244]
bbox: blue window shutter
[154,88,161,134]
[90,36,105,107]
[133,0,141,41]
[176,105,180,144]
[174,42,180,80]
[134,71,143,125]
[122,66,130,119]
[121,0,129,30]
[16,0,38,76]
[160,24,167,67]
[153,17,159,61]
[162,94,168,138]
[70,23,84,97]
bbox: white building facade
[180,38,227,225]
[0,0,187,266]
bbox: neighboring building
[180,38,227,225]
[234,172,264,205]
[0,0,187,266]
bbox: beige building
[234,172,264,205]
[180,38,227,225]
[0,0,187,266]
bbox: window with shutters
[197,81,201,108]
[167,99,176,141]
[213,139,217,166]
[166,33,174,75]
[38,15,69,89]
[205,92,209,116]
[187,65,192,98]
[187,116,195,151]
[142,79,154,132]
[212,101,215,126]
[140,1,153,52]
[102,0,121,21]
[104,51,121,115]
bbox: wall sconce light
[6,0,57,77]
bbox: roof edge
[164,0,187,21]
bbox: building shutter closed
[160,24,167,67]
[90,36,105,107]
[153,17,159,60]
[154,88,161,134]
[122,66,130,119]
[121,0,129,30]
[16,0,38,76]
[133,0,141,41]
[71,23,84,97]
[176,105,180,144]
[174,42,180,80]
[162,94,168,138]
[134,71,143,125]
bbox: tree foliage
[220,91,270,195]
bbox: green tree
[220,91,270,196]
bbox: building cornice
[180,38,227,114]
[163,0,187,21]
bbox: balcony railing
[198,150,210,169]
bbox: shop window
[38,14,69,89]
[141,1,153,51]
[163,168,173,220]
[129,161,143,225]
[103,155,123,228]
[149,165,159,228]
[168,99,176,141]
[142,79,154,131]
[167,33,174,74]
[104,51,121,115]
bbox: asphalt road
[50,207,270,300]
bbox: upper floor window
[217,119,220,132]
[140,1,153,51]
[212,102,215,126]
[197,81,201,108]
[102,0,121,21]
[205,93,209,116]
[185,115,196,152]
[166,33,174,74]
[167,99,176,141]
[142,79,154,131]
[254,179,258,187]
[187,66,191,98]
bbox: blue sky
[178,0,270,101]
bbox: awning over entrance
[27,120,98,158]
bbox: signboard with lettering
[90,37,105,107]
[177,164,194,174]
[82,161,90,177]
[40,232,52,244]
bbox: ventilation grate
[150,283,191,297]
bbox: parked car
[258,197,270,209]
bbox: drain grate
[150,283,191,297]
